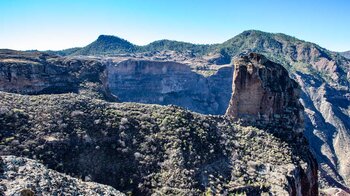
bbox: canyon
[0,53,318,195]
[0,30,350,194]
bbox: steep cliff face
[226,53,304,132]
[0,50,116,101]
[107,59,232,114]
[225,53,318,195]
[0,50,77,94]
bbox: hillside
[74,35,138,55]
[0,91,317,195]
[1,155,124,195]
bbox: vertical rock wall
[226,53,304,132]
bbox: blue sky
[1,0,349,51]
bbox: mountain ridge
[340,50,350,59]
[46,30,350,91]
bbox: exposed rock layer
[107,59,232,114]
[0,50,116,101]
[226,53,303,132]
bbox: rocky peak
[226,53,304,132]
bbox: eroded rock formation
[224,53,318,195]
[226,53,304,132]
[107,59,232,114]
[0,50,116,101]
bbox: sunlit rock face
[226,53,304,132]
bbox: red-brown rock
[226,53,304,132]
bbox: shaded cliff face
[107,59,232,114]
[0,50,115,101]
[0,92,317,195]
[226,53,304,132]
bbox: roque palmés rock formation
[226,53,304,133]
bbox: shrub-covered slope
[0,92,317,195]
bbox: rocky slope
[0,89,317,195]
[0,155,124,195]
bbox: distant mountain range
[340,50,350,59]
[53,30,349,88]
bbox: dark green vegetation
[68,35,217,56]
[75,35,136,55]
[0,92,315,195]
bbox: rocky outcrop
[0,155,124,196]
[226,53,304,132]
[0,50,116,101]
[225,53,318,195]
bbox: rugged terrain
[0,52,320,195]
[0,89,316,195]
[0,29,349,193]
[43,30,350,188]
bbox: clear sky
[0,0,349,51]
